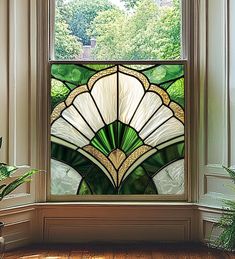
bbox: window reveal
[50,63,185,195]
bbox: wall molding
[198,0,234,207]
[0,0,38,209]
[36,0,49,202]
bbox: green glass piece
[143,65,184,85]
[144,181,157,194]
[84,167,116,194]
[119,166,155,194]
[78,179,91,195]
[91,129,113,156]
[141,142,185,177]
[51,64,96,85]
[51,79,70,110]
[108,122,116,149]
[66,82,77,90]
[167,78,184,108]
[159,81,174,90]
[51,142,115,194]
[117,121,122,147]
[91,121,143,156]
[84,64,114,70]
[116,121,143,155]
[120,125,142,155]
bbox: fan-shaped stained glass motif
[50,63,185,195]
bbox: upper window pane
[52,0,182,60]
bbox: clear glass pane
[50,62,185,196]
[53,0,182,61]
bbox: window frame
[39,0,198,202]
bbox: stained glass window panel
[50,63,185,196]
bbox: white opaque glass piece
[130,92,162,131]
[91,73,117,124]
[51,117,89,147]
[144,117,184,147]
[119,72,145,124]
[62,105,95,140]
[140,105,173,140]
[157,135,184,150]
[153,159,184,194]
[51,159,82,195]
[73,93,104,133]
[51,136,78,150]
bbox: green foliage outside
[89,0,181,60]
[54,0,182,60]
[54,1,82,59]
[120,0,140,10]
[64,0,114,45]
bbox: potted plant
[210,166,235,251]
[0,137,38,257]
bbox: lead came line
[142,115,174,142]
[137,104,164,134]
[61,116,91,143]
[72,104,96,135]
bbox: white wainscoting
[0,203,227,250]
[198,206,224,243]
[1,203,199,248]
[37,203,198,243]
[0,205,35,250]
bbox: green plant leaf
[0,164,18,181]
[223,166,235,183]
[224,200,235,211]
[0,184,6,191]
[1,169,38,199]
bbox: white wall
[0,0,38,207]
[198,0,235,241]
[199,0,234,206]
[0,0,38,249]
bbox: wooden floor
[4,243,235,259]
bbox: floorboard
[4,243,235,259]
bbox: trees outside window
[53,0,182,60]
